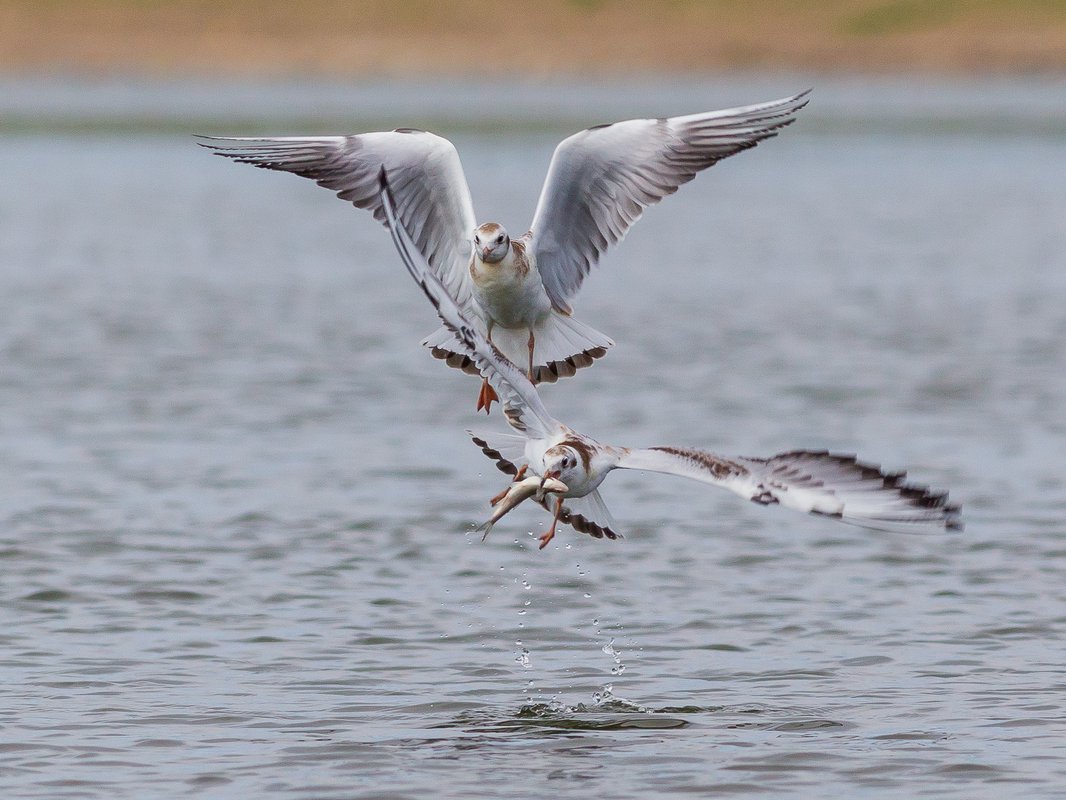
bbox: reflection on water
[1,78,1065,799]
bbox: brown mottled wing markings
[503,407,527,433]
[649,446,747,479]
[510,238,531,279]
[648,445,788,505]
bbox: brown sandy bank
[2,0,1065,77]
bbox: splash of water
[514,639,531,669]
[602,637,626,676]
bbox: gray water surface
[2,78,1066,798]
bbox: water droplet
[583,593,591,599]
[517,609,526,615]
[521,580,531,591]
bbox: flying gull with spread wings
[378,170,962,548]
[199,90,810,411]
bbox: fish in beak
[477,474,568,540]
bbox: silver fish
[477,475,568,540]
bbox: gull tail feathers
[423,326,482,376]
[528,313,614,384]
[467,429,528,477]
[543,490,621,541]
[423,312,612,384]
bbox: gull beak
[536,470,561,502]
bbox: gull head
[541,445,583,487]
[473,222,509,264]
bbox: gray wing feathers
[378,170,560,440]
[617,446,961,533]
[199,131,477,306]
[530,90,810,312]
[736,450,962,532]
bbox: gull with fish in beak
[378,170,962,549]
[199,90,810,412]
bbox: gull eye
[496,234,504,243]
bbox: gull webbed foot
[476,379,499,414]
[538,496,565,550]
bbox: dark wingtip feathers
[469,434,519,477]
[769,449,962,532]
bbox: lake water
[2,76,1065,798]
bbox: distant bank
[1,0,1064,77]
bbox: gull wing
[379,170,561,440]
[529,91,810,313]
[616,447,962,534]
[199,130,477,307]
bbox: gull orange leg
[538,496,564,550]
[526,328,536,381]
[476,320,499,414]
[489,464,528,506]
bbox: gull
[198,90,810,412]
[378,170,962,548]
